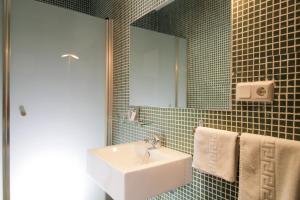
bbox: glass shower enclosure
[2,0,111,199]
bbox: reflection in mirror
[129,0,231,109]
[130,26,187,107]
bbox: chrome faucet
[144,135,161,149]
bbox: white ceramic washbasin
[87,141,192,200]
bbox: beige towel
[192,126,239,182]
[239,133,300,200]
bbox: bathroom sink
[87,141,192,200]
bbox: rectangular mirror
[129,0,231,109]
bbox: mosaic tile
[112,0,300,199]
[36,0,112,19]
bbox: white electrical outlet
[236,81,274,102]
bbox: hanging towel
[239,133,300,200]
[192,126,239,182]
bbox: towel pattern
[260,139,276,200]
[240,133,300,200]
[208,134,217,174]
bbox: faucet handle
[152,134,161,148]
[144,135,161,148]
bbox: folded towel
[239,133,300,200]
[192,126,239,182]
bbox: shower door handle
[19,105,27,117]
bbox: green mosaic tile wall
[36,0,112,19]
[112,0,300,199]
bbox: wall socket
[236,81,274,103]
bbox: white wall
[10,1,106,200]
[129,26,187,108]
[130,26,177,107]
[177,38,187,108]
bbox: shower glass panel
[10,0,107,199]
[0,0,3,199]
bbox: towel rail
[192,120,242,139]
